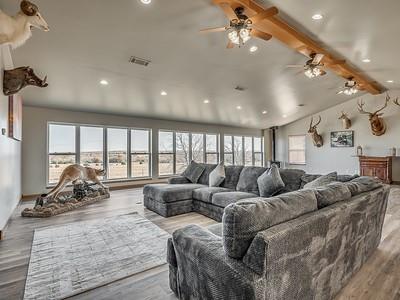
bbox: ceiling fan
[336,78,361,95]
[200,3,278,48]
[287,53,327,78]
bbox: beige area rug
[23,213,170,300]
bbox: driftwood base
[21,191,110,218]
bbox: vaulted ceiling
[1,0,398,128]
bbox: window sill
[46,177,155,189]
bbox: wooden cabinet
[359,156,393,184]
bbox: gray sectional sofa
[143,164,306,221]
[167,176,390,300]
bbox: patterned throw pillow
[209,162,225,187]
[182,161,205,183]
[257,164,285,197]
[303,172,337,189]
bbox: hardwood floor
[0,187,399,300]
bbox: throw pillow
[257,164,285,197]
[182,161,205,183]
[303,172,337,189]
[209,162,226,187]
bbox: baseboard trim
[0,230,4,241]
[393,181,400,186]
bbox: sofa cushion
[257,164,285,197]
[313,182,352,208]
[212,191,258,208]
[143,183,206,203]
[343,176,383,196]
[221,166,244,190]
[222,189,318,258]
[303,172,337,189]
[182,161,206,183]
[301,173,359,188]
[209,162,225,187]
[197,164,217,186]
[278,169,306,193]
[168,176,190,184]
[236,166,268,195]
[193,187,233,203]
[207,223,223,237]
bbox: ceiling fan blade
[312,53,324,65]
[227,41,234,49]
[286,65,303,68]
[218,3,238,21]
[249,6,279,24]
[336,90,344,95]
[250,29,272,42]
[200,27,227,33]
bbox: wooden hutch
[359,156,393,184]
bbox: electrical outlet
[1,128,6,136]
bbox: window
[131,129,151,178]
[175,132,190,174]
[253,137,263,166]
[244,137,253,166]
[48,124,77,184]
[233,136,244,165]
[288,135,306,165]
[80,126,104,170]
[205,134,218,164]
[192,133,204,163]
[159,131,174,176]
[107,128,128,179]
[224,135,233,165]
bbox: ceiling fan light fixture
[304,66,322,78]
[239,28,251,43]
[228,30,240,45]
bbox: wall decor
[331,131,354,148]
[3,67,48,96]
[394,97,400,107]
[357,145,363,156]
[338,111,352,129]
[0,0,50,49]
[358,94,390,136]
[8,94,22,141]
[308,116,323,147]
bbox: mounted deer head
[358,95,390,136]
[308,116,323,147]
[394,96,400,107]
[338,111,352,129]
[3,66,48,96]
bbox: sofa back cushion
[222,189,318,258]
[301,173,359,188]
[278,169,306,193]
[303,172,337,189]
[343,176,383,196]
[197,163,217,185]
[257,164,285,197]
[221,166,244,190]
[236,166,267,195]
[313,182,352,208]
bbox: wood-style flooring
[0,187,399,300]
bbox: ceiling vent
[129,56,151,67]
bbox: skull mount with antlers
[357,94,391,136]
[338,111,352,129]
[308,116,323,147]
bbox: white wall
[22,106,262,195]
[276,91,400,181]
[0,46,22,231]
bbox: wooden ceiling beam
[214,0,384,95]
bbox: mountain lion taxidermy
[46,164,107,200]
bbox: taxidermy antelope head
[308,116,323,147]
[3,66,48,96]
[0,1,49,49]
[338,111,352,129]
[394,97,400,107]
[358,95,390,136]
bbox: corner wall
[22,106,262,195]
[0,46,22,233]
[276,91,400,181]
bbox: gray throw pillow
[257,164,285,197]
[209,162,225,187]
[303,172,337,189]
[182,161,205,183]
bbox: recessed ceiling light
[236,106,242,110]
[204,99,210,104]
[249,46,258,53]
[262,110,268,114]
[161,91,167,96]
[100,80,109,86]
[312,14,323,20]
[282,114,288,118]
[140,0,151,4]
[362,58,371,63]
[387,80,394,83]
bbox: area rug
[23,213,170,300]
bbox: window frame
[130,128,152,179]
[288,134,306,165]
[205,134,219,164]
[158,130,176,176]
[224,134,264,167]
